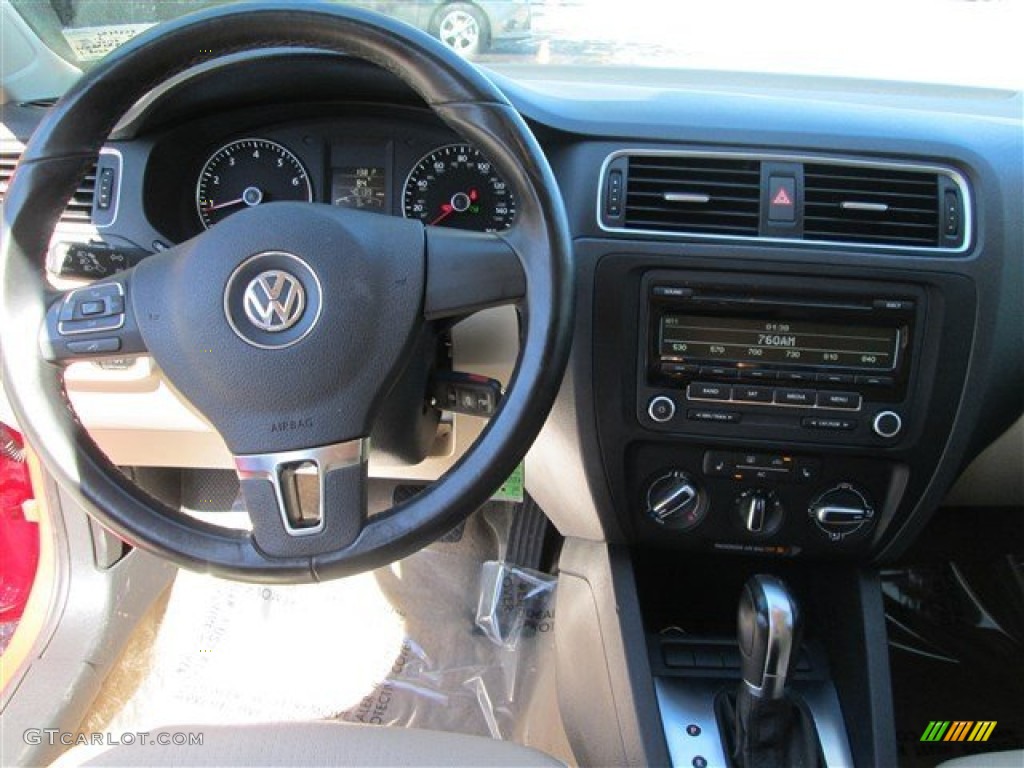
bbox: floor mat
[82,504,567,758]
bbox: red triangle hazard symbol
[772,187,793,206]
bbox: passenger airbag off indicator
[768,177,797,222]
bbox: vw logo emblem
[224,252,321,349]
[243,270,305,332]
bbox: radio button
[855,374,894,388]
[775,388,815,406]
[689,382,732,401]
[734,385,773,403]
[802,416,857,431]
[699,366,739,379]
[816,391,862,410]
[816,373,855,385]
[743,369,778,381]
[648,396,677,423]
[688,409,741,424]
[780,371,815,383]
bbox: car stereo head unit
[638,271,922,446]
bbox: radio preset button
[688,409,741,424]
[689,382,732,401]
[816,373,855,385]
[775,388,815,406]
[661,363,698,376]
[734,385,773,403]
[648,396,677,423]
[780,371,815,383]
[743,369,777,381]
[856,374,895,388]
[699,366,739,379]
[816,391,862,410]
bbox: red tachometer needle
[430,203,454,226]
[203,197,245,212]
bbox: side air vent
[0,149,19,205]
[619,155,762,236]
[803,164,941,247]
[0,150,97,225]
[61,163,98,224]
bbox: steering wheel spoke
[424,226,525,319]
[235,438,369,557]
[41,271,148,364]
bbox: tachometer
[402,144,515,232]
[196,138,312,229]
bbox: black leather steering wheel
[0,3,573,582]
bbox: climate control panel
[630,443,892,557]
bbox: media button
[734,385,773,403]
[689,382,732,401]
[816,391,862,410]
[775,388,815,406]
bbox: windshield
[8,0,1023,90]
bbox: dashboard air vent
[0,149,96,226]
[60,163,98,224]
[623,155,761,236]
[803,164,940,247]
[0,149,19,205]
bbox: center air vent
[803,164,941,247]
[616,154,762,236]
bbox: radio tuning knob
[646,470,707,530]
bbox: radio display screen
[659,315,900,371]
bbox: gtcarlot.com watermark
[24,730,204,747]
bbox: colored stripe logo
[920,721,997,742]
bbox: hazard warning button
[768,176,797,223]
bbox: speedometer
[402,144,515,232]
[196,138,312,229]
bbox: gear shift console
[716,575,824,768]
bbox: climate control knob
[735,489,784,535]
[645,470,707,530]
[809,483,875,541]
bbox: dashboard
[1,51,1021,564]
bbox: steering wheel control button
[67,337,121,355]
[224,251,322,349]
[430,371,503,417]
[873,410,903,438]
[648,395,677,422]
[57,283,126,336]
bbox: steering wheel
[0,3,573,582]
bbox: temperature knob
[809,483,875,541]
[646,470,707,530]
[735,490,784,535]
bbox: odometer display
[402,144,515,232]
[196,138,312,229]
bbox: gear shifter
[716,575,823,768]
[738,574,800,701]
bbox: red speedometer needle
[430,203,454,226]
[203,197,245,212]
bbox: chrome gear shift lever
[738,574,801,701]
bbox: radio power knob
[646,470,707,530]
[809,483,875,541]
